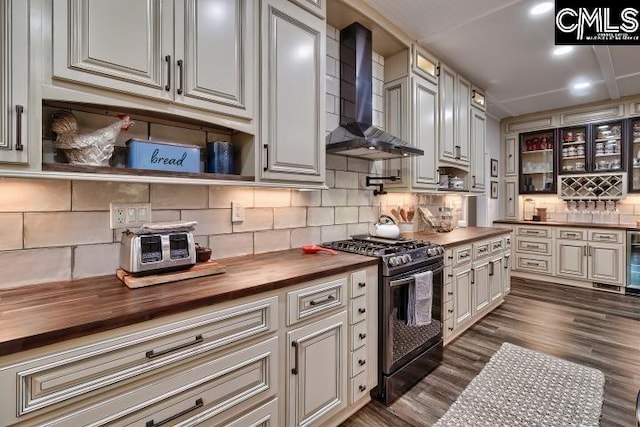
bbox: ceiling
[362,0,640,120]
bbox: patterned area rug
[434,342,605,427]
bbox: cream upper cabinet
[438,63,457,164]
[454,75,471,166]
[382,77,411,188]
[288,0,326,18]
[52,0,254,118]
[287,310,347,427]
[412,75,439,189]
[0,0,29,164]
[259,0,325,183]
[470,107,486,192]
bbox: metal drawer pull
[524,261,540,267]
[358,359,366,366]
[359,333,367,339]
[448,327,453,331]
[309,294,335,306]
[15,105,24,151]
[263,144,269,171]
[358,282,366,288]
[359,384,367,392]
[448,291,454,295]
[448,274,453,278]
[358,307,366,314]
[489,261,495,277]
[447,309,454,313]
[146,398,203,427]
[565,232,578,238]
[164,55,171,91]
[146,334,203,359]
[471,268,475,284]
[176,59,184,94]
[291,341,299,375]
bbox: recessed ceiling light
[552,46,574,56]
[573,81,591,90]
[530,2,553,15]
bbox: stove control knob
[389,257,398,266]
[402,254,412,264]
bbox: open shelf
[522,149,553,154]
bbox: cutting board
[117,261,226,289]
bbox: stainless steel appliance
[323,235,445,404]
[627,230,640,295]
[120,230,196,275]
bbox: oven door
[382,261,444,375]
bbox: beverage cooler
[627,231,640,295]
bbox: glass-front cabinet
[629,118,640,192]
[559,125,587,174]
[519,129,555,194]
[592,120,623,173]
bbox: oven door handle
[389,265,444,288]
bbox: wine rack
[559,173,626,200]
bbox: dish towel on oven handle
[407,270,433,326]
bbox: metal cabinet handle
[359,384,367,392]
[471,268,475,284]
[164,55,171,91]
[455,145,461,159]
[447,309,454,313]
[589,245,593,256]
[358,307,366,314]
[358,359,366,366]
[146,398,203,427]
[489,261,495,277]
[358,282,366,288]
[146,334,203,359]
[472,175,476,188]
[583,245,587,256]
[436,64,441,77]
[447,274,453,278]
[448,327,454,331]
[309,294,335,306]
[447,291,454,295]
[176,59,184,94]
[263,144,269,171]
[291,341,299,375]
[15,105,24,151]
[359,333,367,340]
[503,256,509,268]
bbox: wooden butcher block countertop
[0,249,377,356]
[414,226,512,248]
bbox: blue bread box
[126,139,201,173]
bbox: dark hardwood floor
[342,278,640,427]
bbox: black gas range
[323,235,445,404]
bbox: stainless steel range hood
[326,23,423,160]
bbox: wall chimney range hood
[326,22,423,160]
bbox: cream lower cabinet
[0,0,29,164]
[445,233,511,345]
[52,0,255,118]
[259,0,325,183]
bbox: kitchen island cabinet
[0,251,378,426]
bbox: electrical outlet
[231,201,245,223]
[110,202,152,229]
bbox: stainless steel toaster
[120,230,196,275]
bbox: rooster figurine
[51,111,133,166]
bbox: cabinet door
[412,75,439,189]
[438,63,456,163]
[454,75,471,165]
[52,0,173,101]
[489,256,503,304]
[470,108,486,192]
[505,180,517,218]
[588,242,624,284]
[0,0,29,164]
[472,259,490,315]
[287,311,347,427]
[556,240,588,280]
[503,252,511,294]
[260,0,325,183]
[174,0,254,118]
[453,266,472,329]
[382,77,410,188]
[505,136,517,176]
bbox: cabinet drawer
[503,234,512,249]
[350,346,367,377]
[350,296,367,325]
[444,299,454,320]
[223,398,279,427]
[444,249,453,266]
[557,228,586,240]
[444,281,454,302]
[350,269,368,298]
[589,230,623,243]
[350,371,369,403]
[490,238,504,253]
[452,245,473,266]
[287,277,346,326]
[516,226,550,238]
[444,265,453,284]
[443,317,454,338]
[516,237,552,255]
[473,241,491,259]
[350,321,367,351]
[515,254,553,275]
[0,297,278,424]
[41,337,279,427]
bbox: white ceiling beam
[592,46,620,100]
